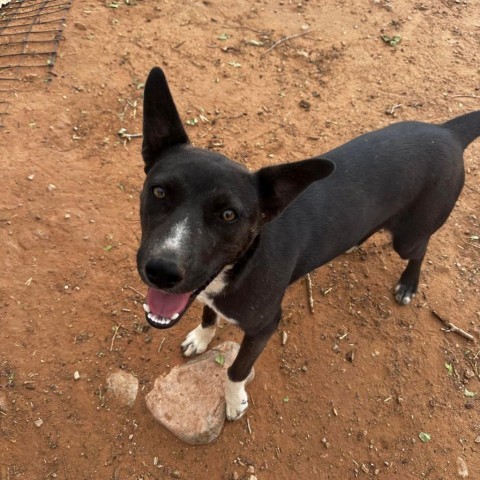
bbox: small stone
[0,393,8,413]
[74,21,87,30]
[299,99,311,111]
[47,183,56,192]
[73,371,80,381]
[34,418,43,427]
[171,470,181,478]
[232,472,239,480]
[64,213,71,219]
[247,465,255,474]
[146,341,246,444]
[27,174,35,180]
[464,369,475,379]
[474,435,480,443]
[106,370,139,407]
[457,457,468,478]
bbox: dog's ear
[142,67,190,172]
[256,158,335,221]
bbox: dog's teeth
[171,313,179,320]
[143,303,151,313]
[147,312,173,326]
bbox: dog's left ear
[142,67,190,172]
[256,158,335,221]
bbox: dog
[136,66,479,420]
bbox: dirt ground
[1,0,479,478]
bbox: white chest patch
[198,266,238,325]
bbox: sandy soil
[1,0,479,479]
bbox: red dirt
[1,1,479,479]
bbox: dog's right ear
[256,157,335,222]
[142,67,190,173]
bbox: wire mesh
[0,0,72,128]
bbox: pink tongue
[146,288,192,318]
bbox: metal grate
[0,0,72,128]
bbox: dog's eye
[152,186,166,199]
[222,209,237,222]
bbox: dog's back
[270,113,479,284]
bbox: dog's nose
[145,258,184,289]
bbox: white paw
[181,324,216,357]
[225,371,254,421]
[225,378,249,421]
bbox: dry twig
[157,337,166,353]
[305,274,314,314]
[262,29,314,56]
[432,310,475,342]
[125,285,145,298]
[451,94,480,99]
[247,417,252,435]
[110,325,120,352]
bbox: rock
[457,457,468,478]
[146,341,245,445]
[0,393,8,413]
[106,370,139,407]
[74,21,87,31]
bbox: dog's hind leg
[181,305,218,357]
[392,233,429,305]
[226,312,280,420]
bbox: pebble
[34,418,43,428]
[457,457,468,478]
[74,21,87,31]
[475,435,480,443]
[0,393,8,413]
[106,370,139,407]
[73,371,80,381]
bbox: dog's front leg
[181,305,217,357]
[226,317,279,420]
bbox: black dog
[137,67,479,420]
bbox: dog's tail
[443,110,480,150]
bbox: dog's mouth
[143,288,193,329]
[142,269,222,329]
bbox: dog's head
[137,67,334,329]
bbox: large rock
[146,341,245,445]
[106,370,139,407]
